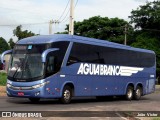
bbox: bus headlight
[32,81,50,89]
[7,83,11,88]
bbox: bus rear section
[64,41,156,101]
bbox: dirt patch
[0,86,6,96]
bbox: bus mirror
[1,50,12,64]
[42,48,59,63]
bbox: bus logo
[77,63,144,76]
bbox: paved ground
[0,86,160,120]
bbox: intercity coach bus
[1,34,156,104]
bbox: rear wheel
[60,86,72,104]
[126,86,134,100]
[29,98,40,103]
[134,86,142,100]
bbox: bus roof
[16,34,155,54]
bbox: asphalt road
[0,89,160,120]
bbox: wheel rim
[127,89,132,99]
[136,89,141,98]
[64,90,71,101]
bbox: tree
[129,1,160,79]
[13,25,36,40]
[8,38,15,49]
[131,32,160,79]
[0,37,10,53]
[129,1,160,39]
[63,16,134,44]
[129,1,160,30]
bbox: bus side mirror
[41,48,59,63]
[1,50,12,64]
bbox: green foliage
[63,16,134,44]
[0,72,7,86]
[0,37,10,54]
[131,32,159,50]
[152,117,160,120]
[131,32,160,77]
[130,1,160,78]
[129,1,160,30]
[13,25,36,40]
[8,38,15,49]
[56,31,68,34]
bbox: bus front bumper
[6,81,61,99]
[6,86,45,98]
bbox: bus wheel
[29,98,40,103]
[134,86,142,100]
[60,86,72,104]
[126,86,133,100]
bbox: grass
[153,118,160,120]
[0,71,7,86]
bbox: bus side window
[67,56,81,65]
[46,54,58,77]
[47,56,55,73]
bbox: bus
[1,34,156,104]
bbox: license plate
[18,92,24,96]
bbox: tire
[126,86,134,100]
[29,98,40,103]
[60,86,72,104]
[134,86,142,100]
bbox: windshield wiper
[12,66,21,78]
[20,55,31,78]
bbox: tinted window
[101,47,155,67]
[67,43,104,65]
[45,51,59,77]
[51,41,69,66]
[45,41,69,77]
[68,42,155,67]
[13,44,47,54]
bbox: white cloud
[75,0,151,21]
[0,0,155,42]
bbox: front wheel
[134,86,142,100]
[126,86,133,100]
[60,86,72,104]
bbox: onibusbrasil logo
[77,63,144,76]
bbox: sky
[0,0,155,42]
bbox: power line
[60,0,79,23]
[0,22,48,27]
[0,0,79,30]
[60,9,70,23]
[58,0,70,21]
[75,0,79,8]
[0,6,57,20]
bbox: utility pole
[69,0,74,35]
[49,20,53,34]
[49,20,60,34]
[124,24,127,45]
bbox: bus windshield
[8,44,46,81]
